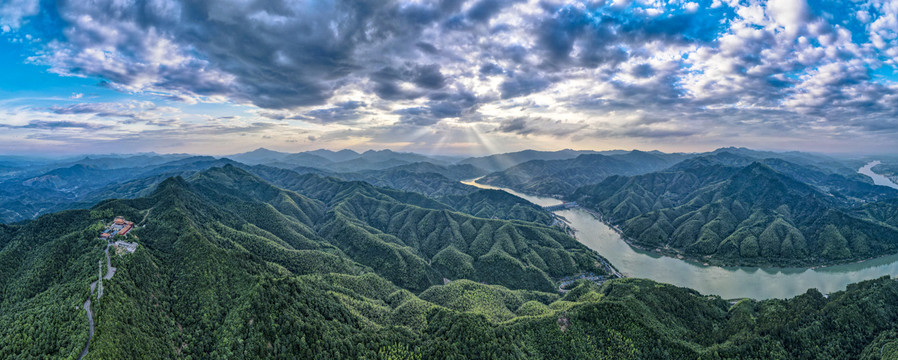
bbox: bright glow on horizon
[1,0,897,157]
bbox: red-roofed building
[118,222,133,236]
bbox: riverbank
[462,178,898,299]
[860,160,898,190]
[575,205,897,270]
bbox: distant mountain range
[458,149,607,172]
[476,150,693,196]
[2,146,897,269]
[0,156,238,223]
[225,148,452,172]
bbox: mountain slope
[333,164,481,197]
[0,157,243,223]
[459,149,602,172]
[5,164,898,358]
[240,165,604,292]
[575,160,898,266]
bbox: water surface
[462,176,898,300]
[859,161,898,190]
[461,177,563,207]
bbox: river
[463,166,898,300]
[859,161,898,190]
[460,178,563,207]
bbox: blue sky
[1,0,897,156]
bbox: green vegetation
[575,154,898,266]
[7,163,898,359]
[439,189,554,225]
[873,161,898,185]
[0,156,238,223]
[458,149,603,172]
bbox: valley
[7,1,898,357]
[4,148,898,359]
[464,158,898,299]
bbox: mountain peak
[153,176,190,195]
[249,147,279,154]
[362,149,395,155]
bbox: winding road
[78,299,94,360]
[78,243,116,360]
[103,245,116,280]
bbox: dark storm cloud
[500,74,551,99]
[467,0,524,22]
[300,101,370,124]
[394,107,438,125]
[391,90,479,126]
[534,4,722,69]
[493,117,587,137]
[412,64,447,89]
[415,42,439,54]
[31,0,466,110]
[370,63,448,100]
[479,63,505,76]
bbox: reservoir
[463,166,898,300]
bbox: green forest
[574,153,898,267]
[4,164,898,359]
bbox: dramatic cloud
[494,117,587,137]
[1,0,898,154]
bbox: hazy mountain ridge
[226,148,455,172]
[458,149,604,172]
[478,150,693,196]
[0,157,241,223]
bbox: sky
[0,0,897,157]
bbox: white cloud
[1,0,897,154]
[0,0,38,30]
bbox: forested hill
[0,164,601,357]
[332,162,487,197]
[6,205,898,360]
[574,154,898,267]
[458,149,602,172]
[248,164,553,225]
[6,163,898,358]
[239,164,599,291]
[0,156,240,223]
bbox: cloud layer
[2,0,898,154]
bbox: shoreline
[461,180,896,270]
[568,206,894,271]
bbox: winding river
[859,161,898,190]
[463,163,898,300]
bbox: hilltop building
[100,216,135,239]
